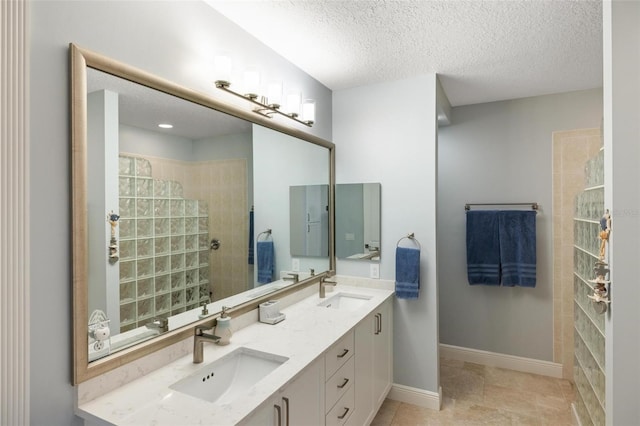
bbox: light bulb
[243,68,260,99]
[267,81,283,108]
[286,91,301,117]
[302,99,316,124]
[214,55,232,87]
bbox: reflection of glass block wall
[573,148,605,426]
[118,155,210,333]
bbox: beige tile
[440,364,484,403]
[453,403,539,426]
[481,384,539,417]
[388,402,446,426]
[371,398,400,426]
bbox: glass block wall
[118,155,210,333]
[573,148,605,426]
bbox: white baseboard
[387,383,442,411]
[440,344,563,378]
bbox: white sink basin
[317,292,372,310]
[169,347,288,405]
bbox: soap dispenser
[215,306,232,345]
[198,300,210,319]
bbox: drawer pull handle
[274,404,282,426]
[337,407,350,420]
[282,397,290,426]
[337,348,349,358]
[337,378,349,389]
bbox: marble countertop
[77,284,394,425]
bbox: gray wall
[334,75,440,393]
[437,89,602,361]
[604,2,640,424]
[29,2,331,424]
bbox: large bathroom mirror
[335,183,381,260]
[71,44,335,384]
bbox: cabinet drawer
[325,355,354,412]
[325,330,354,379]
[325,385,354,426]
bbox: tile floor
[371,358,575,425]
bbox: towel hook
[257,229,272,241]
[396,232,421,250]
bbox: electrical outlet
[292,258,300,272]
[370,263,380,279]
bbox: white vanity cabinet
[241,357,324,426]
[347,297,393,426]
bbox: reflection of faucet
[145,317,168,333]
[283,273,299,283]
[319,276,337,298]
[193,324,221,363]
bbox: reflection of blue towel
[499,211,537,287]
[466,211,501,285]
[248,210,254,265]
[395,247,420,299]
[257,241,274,284]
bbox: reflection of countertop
[346,251,380,260]
[76,282,394,425]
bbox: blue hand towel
[257,240,274,284]
[248,210,254,265]
[466,211,501,285]
[395,247,420,299]
[498,211,537,287]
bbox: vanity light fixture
[213,56,314,127]
[215,80,314,127]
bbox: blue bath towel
[466,211,501,285]
[248,210,254,265]
[257,240,274,284]
[395,247,420,299]
[498,211,537,287]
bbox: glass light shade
[302,99,316,123]
[243,69,261,98]
[286,91,301,116]
[214,55,232,84]
[267,81,283,107]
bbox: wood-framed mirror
[71,44,335,384]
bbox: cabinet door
[372,298,393,408]
[282,357,324,425]
[348,312,375,426]
[240,396,279,426]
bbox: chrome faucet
[145,317,168,333]
[319,276,337,298]
[193,324,221,363]
[283,273,299,283]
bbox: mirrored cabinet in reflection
[335,183,381,260]
[289,185,329,257]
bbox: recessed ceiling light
[158,123,173,129]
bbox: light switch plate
[370,263,380,279]
[292,258,300,272]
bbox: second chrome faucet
[193,324,220,363]
[319,276,337,298]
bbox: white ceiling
[206,0,603,106]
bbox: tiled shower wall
[131,154,249,302]
[118,155,211,332]
[573,148,605,426]
[552,129,602,379]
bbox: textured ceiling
[206,0,602,106]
